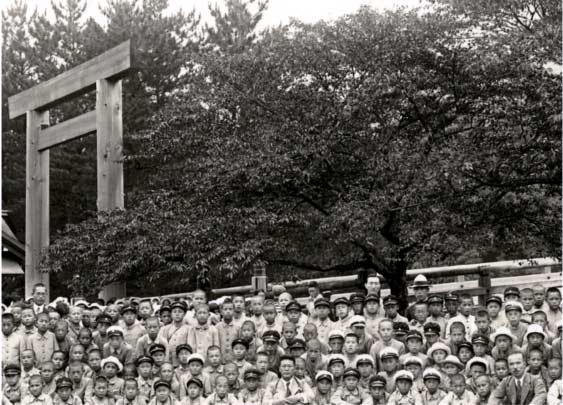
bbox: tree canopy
[2,0,561,304]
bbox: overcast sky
[5,0,424,26]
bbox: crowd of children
[2,276,562,405]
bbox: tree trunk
[380,260,409,314]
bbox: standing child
[363,294,383,340]
[403,356,425,394]
[92,315,111,351]
[187,304,219,359]
[148,380,177,405]
[215,300,239,362]
[470,335,495,374]
[504,301,527,347]
[490,327,521,361]
[279,322,298,351]
[39,362,57,397]
[427,295,447,338]
[2,313,27,366]
[231,339,252,377]
[383,296,408,325]
[545,287,562,334]
[67,362,91,402]
[135,317,166,359]
[255,352,278,388]
[240,320,262,363]
[3,364,26,405]
[444,293,459,320]
[327,330,345,355]
[333,298,353,332]
[437,374,478,405]
[179,354,212,398]
[327,355,346,388]
[369,319,405,371]
[52,351,67,382]
[342,333,359,366]
[294,358,313,388]
[473,307,495,342]
[157,302,190,367]
[21,350,40,387]
[520,288,536,324]
[100,357,124,400]
[399,330,428,368]
[302,339,327,380]
[377,347,400,394]
[159,363,180,399]
[66,307,83,342]
[174,344,193,381]
[102,327,134,367]
[203,346,223,390]
[445,295,476,340]
[19,307,38,339]
[310,298,334,346]
[85,376,113,405]
[223,363,242,396]
[312,371,333,405]
[250,297,266,333]
[135,356,155,399]
[77,329,97,354]
[330,368,371,405]
[355,355,375,391]
[258,300,282,339]
[486,296,506,331]
[86,350,103,380]
[21,375,53,405]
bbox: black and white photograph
[1,0,561,404]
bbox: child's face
[146,320,159,338]
[414,306,427,322]
[55,324,68,340]
[241,325,254,340]
[487,302,500,318]
[109,335,123,349]
[2,318,14,335]
[94,382,108,398]
[29,378,43,396]
[527,333,544,347]
[329,338,343,353]
[97,322,109,335]
[155,386,170,402]
[521,293,534,310]
[152,351,166,364]
[106,306,119,321]
[225,367,239,383]
[178,350,191,365]
[255,356,269,372]
[283,327,296,341]
[405,364,421,379]
[445,300,458,315]
[232,344,247,360]
[343,337,358,354]
[103,363,118,378]
[533,288,545,306]
[221,304,234,321]
[495,336,511,351]
[335,304,349,319]
[251,301,263,315]
[294,361,306,378]
[317,380,332,394]
[187,384,202,399]
[379,322,393,340]
[548,361,562,380]
[52,353,65,370]
[382,357,398,372]
[171,308,185,323]
[40,364,55,382]
[473,343,487,357]
[278,294,291,310]
[384,304,398,317]
[188,361,203,376]
[547,292,562,310]
[532,315,547,328]
[21,309,35,327]
[215,379,229,396]
[458,347,472,363]
[123,312,136,325]
[36,315,49,332]
[506,309,521,324]
[495,362,509,378]
[470,365,485,379]
[365,301,379,315]
[4,373,19,387]
[208,349,222,367]
[160,365,174,381]
[160,310,172,325]
[432,350,447,364]
[196,307,209,324]
[263,306,277,323]
[443,363,459,375]
[330,363,344,377]
[138,363,152,378]
[352,302,363,315]
[358,364,373,377]
[344,376,358,391]
[57,387,72,401]
[233,297,245,313]
[139,303,152,318]
[370,385,386,399]
[352,325,365,338]
[406,338,422,354]
[69,308,82,324]
[476,378,491,398]
[287,310,300,323]
[11,307,22,324]
[89,310,100,328]
[428,303,442,317]
[451,379,466,397]
[396,380,412,395]
[475,316,490,331]
[426,333,439,345]
[124,382,138,400]
[450,329,465,344]
[21,351,35,368]
[528,353,543,371]
[48,312,61,330]
[424,378,439,393]
[69,367,83,382]
[307,344,321,362]
[78,333,91,347]
[245,377,259,390]
[316,306,330,319]
[459,299,472,316]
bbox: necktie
[515,380,522,405]
[285,380,291,398]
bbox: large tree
[39,4,561,305]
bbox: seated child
[420,368,446,405]
[342,333,359,366]
[474,375,492,404]
[52,377,82,405]
[438,374,479,405]
[85,350,103,380]
[330,368,371,405]
[491,358,510,389]
[67,361,92,402]
[203,346,223,390]
[327,354,346,388]
[99,357,124,400]
[355,355,375,391]
[223,363,242,396]
[441,355,464,392]
[465,357,488,394]
[368,375,389,405]
[471,334,495,373]
[21,350,41,387]
[182,378,204,405]
[238,369,266,405]
[231,339,252,377]
[159,363,181,399]
[312,371,333,405]
[39,361,57,396]
[399,330,428,368]
[377,347,400,394]
[522,324,552,363]
[135,356,154,399]
[456,342,474,367]
[3,364,26,405]
[174,344,193,381]
[204,375,241,405]
[22,375,53,405]
[491,327,521,360]
[52,351,67,382]
[548,377,562,405]
[254,352,278,388]
[327,330,345,355]
[148,380,176,405]
[239,320,262,363]
[294,358,313,387]
[526,348,550,387]
[386,370,423,405]
[115,379,146,405]
[403,356,424,394]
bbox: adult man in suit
[488,352,547,405]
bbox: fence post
[477,268,491,306]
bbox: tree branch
[267,258,370,272]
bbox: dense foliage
[3,0,561,304]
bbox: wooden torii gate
[8,41,133,301]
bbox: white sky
[4,0,424,26]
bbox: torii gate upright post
[8,41,133,301]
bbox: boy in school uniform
[3,364,27,405]
[21,375,54,405]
